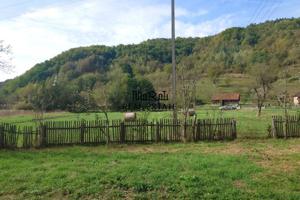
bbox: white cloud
[176,15,233,37]
[0,0,233,81]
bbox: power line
[260,0,282,22]
[247,0,283,25]
[247,0,264,25]
[250,0,267,24]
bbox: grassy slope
[196,74,300,104]
[0,107,299,138]
[0,139,299,200]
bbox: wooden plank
[0,125,5,148]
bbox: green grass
[0,107,299,138]
[0,139,299,199]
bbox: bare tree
[0,40,13,72]
[29,77,60,124]
[251,64,276,116]
[177,64,197,142]
[29,84,52,125]
[94,84,111,144]
[277,66,290,138]
[94,85,110,122]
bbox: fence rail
[0,118,237,149]
[272,115,300,138]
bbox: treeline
[1,18,300,110]
[11,68,158,112]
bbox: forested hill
[1,18,300,111]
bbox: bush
[14,101,33,110]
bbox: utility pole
[171,0,177,120]
[284,65,288,139]
[284,65,288,117]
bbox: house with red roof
[212,93,240,106]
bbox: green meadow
[0,139,299,200]
[0,108,299,199]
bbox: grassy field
[0,108,299,199]
[0,107,299,138]
[0,139,299,199]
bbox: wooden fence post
[34,127,39,148]
[156,121,161,143]
[106,121,110,145]
[183,121,187,142]
[232,120,237,139]
[195,120,200,141]
[40,125,47,147]
[0,126,4,148]
[80,121,85,144]
[120,122,125,144]
[271,118,277,138]
[192,117,197,142]
[283,116,288,139]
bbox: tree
[107,67,129,110]
[177,64,197,142]
[29,83,51,123]
[28,78,85,113]
[250,64,277,116]
[0,40,13,72]
[127,76,156,110]
[92,82,110,121]
[96,85,111,144]
[107,66,156,111]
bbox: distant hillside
[1,18,300,110]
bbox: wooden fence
[0,118,236,149]
[0,123,37,149]
[272,115,300,138]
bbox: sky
[0,0,300,82]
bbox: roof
[212,93,240,101]
[294,92,300,97]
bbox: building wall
[223,100,240,105]
[294,97,300,105]
[212,100,240,106]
